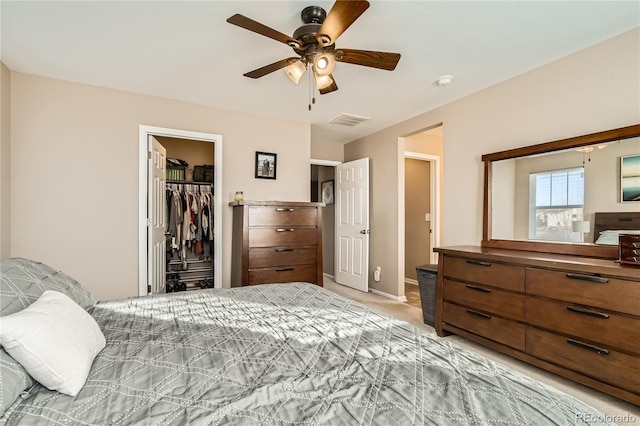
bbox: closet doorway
[310,159,340,280]
[138,125,223,296]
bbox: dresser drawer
[248,264,317,285]
[248,206,318,227]
[526,327,640,393]
[526,268,640,316]
[619,246,640,265]
[249,228,318,247]
[443,279,524,320]
[526,297,640,354]
[249,247,317,268]
[443,256,524,292]
[443,302,525,351]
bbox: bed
[0,258,615,425]
[593,212,640,244]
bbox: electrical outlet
[374,266,381,282]
[425,213,431,221]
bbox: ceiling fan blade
[335,48,401,71]
[317,1,370,46]
[244,57,300,79]
[319,75,339,95]
[227,14,299,47]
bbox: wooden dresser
[230,201,324,287]
[434,245,640,405]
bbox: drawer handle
[565,273,608,284]
[466,284,492,293]
[276,228,295,232]
[567,306,609,319]
[275,268,294,272]
[275,248,294,252]
[567,338,609,355]
[466,309,491,319]
[466,260,491,267]
[275,208,295,212]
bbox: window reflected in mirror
[491,136,639,244]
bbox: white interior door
[148,136,166,294]
[335,158,370,292]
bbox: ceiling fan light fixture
[315,73,335,90]
[313,53,335,76]
[284,60,306,84]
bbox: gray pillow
[1,258,96,315]
[0,258,97,414]
[0,350,33,415]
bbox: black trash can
[416,264,438,327]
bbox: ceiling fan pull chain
[308,68,311,111]
[308,65,315,111]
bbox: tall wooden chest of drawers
[434,245,640,405]
[230,201,324,287]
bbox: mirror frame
[481,123,640,259]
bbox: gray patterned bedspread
[2,283,612,425]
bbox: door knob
[360,229,370,234]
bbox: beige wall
[156,136,215,183]
[344,27,640,297]
[9,73,311,300]
[311,139,344,162]
[404,159,430,281]
[0,63,10,259]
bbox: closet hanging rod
[166,180,213,185]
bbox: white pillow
[0,290,105,396]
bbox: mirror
[482,124,640,258]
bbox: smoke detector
[436,75,453,86]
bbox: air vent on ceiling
[329,113,370,127]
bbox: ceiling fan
[226,0,401,96]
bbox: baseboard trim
[323,273,335,281]
[405,278,418,286]
[370,288,408,303]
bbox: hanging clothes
[165,183,213,259]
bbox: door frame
[138,125,223,296]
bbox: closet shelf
[168,259,211,265]
[166,267,212,274]
[177,276,214,283]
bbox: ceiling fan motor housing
[292,6,333,57]
[300,6,326,24]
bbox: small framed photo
[255,151,277,179]
[621,154,640,202]
[321,179,334,205]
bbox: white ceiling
[1,1,638,144]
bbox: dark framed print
[621,154,640,202]
[321,179,334,205]
[255,151,277,179]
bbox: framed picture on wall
[321,179,334,205]
[255,151,277,179]
[621,154,640,202]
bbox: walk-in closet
[156,136,215,293]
